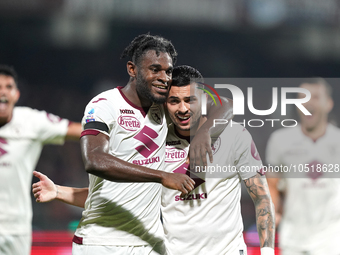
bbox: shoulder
[268,126,302,143]
[327,123,340,136]
[221,123,251,142]
[88,88,118,105]
[13,106,47,121]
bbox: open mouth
[152,84,168,93]
[176,114,191,124]
[0,98,8,111]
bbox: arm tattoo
[244,173,275,248]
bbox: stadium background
[1,0,340,254]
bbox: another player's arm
[267,176,282,227]
[189,96,233,168]
[32,171,87,208]
[65,122,82,141]
[81,132,194,196]
[244,173,275,251]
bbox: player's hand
[161,172,195,197]
[32,171,57,203]
[187,128,212,171]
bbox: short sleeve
[234,128,263,180]
[34,110,69,145]
[81,95,115,136]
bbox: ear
[326,97,334,113]
[126,61,137,78]
[14,89,20,104]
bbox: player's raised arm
[244,173,275,254]
[32,171,88,208]
[189,96,233,168]
[81,133,195,197]
[65,122,82,141]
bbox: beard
[135,72,168,105]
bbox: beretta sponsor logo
[165,147,187,163]
[118,115,141,131]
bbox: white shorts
[0,234,31,255]
[281,247,340,255]
[72,243,166,255]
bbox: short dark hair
[0,65,18,85]
[301,77,332,98]
[171,65,204,89]
[121,33,177,65]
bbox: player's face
[0,75,20,123]
[298,83,332,131]
[135,50,173,104]
[166,84,203,136]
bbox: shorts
[281,247,340,255]
[72,243,166,255]
[0,234,31,255]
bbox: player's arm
[244,173,275,254]
[65,122,82,141]
[81,132,195,196]
[267,176,283,227]
[189,96,233,168]
[32,171,87,208]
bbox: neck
[122,80,152,108]
[175,116,207,138]
[0,115,11,128]
[301,121,328,142]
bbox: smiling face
[298,83,333,132]
[166,83,204,136]
[135,50,173,105]
[0,74,20,125]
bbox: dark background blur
[1,0,340,232]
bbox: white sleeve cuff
[261,247,275,255]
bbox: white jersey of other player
[75,87,167,248]
[0,107,69,235]
[161,123,263,255]
[266,124,340,254]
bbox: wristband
[261,247,274,255]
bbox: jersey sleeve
[234,128,263,180]
[33,109,69,145]
[81,95,115,137]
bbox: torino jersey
[161,123,262,255]
[75,87,167,247]
[0,107,69,235]
[266,124,340,254]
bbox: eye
[168,98,179,104]
[151,68,159,73]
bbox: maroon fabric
[80,129,100,138]
[117,86,149,117]
[72,235,83,244]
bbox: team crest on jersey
[165,147,187,163]
[118,115,141,131]
[211,137,221,155]
[86,108,95,123]
[150,105,162,125]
